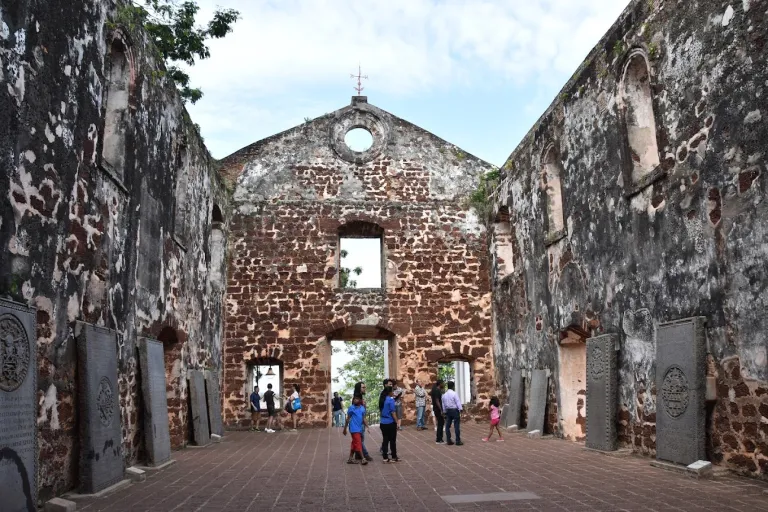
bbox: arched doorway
[326,323,397,428]
[157,326,184,448]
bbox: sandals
[346,459,359,464]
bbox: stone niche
[138,338,172,466]
[0,299,37,512]
[585,334,618,451]
[76,322,124,494]
[656,317,707,465]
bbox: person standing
[414,379,427,430]
[379,385,400,462]
[343,395,369,465]
[332,391,344,427]
[250,386,262,431]
[285,383,301,431]
[353,382,374,461]
[263,383,278,433]
[392,379,405,430]
[430,379,445,443]
[442,381,463,446]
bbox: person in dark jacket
[332,392,344,427]
[430,379,445,443]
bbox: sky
[185,0,632,167]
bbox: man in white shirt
[441,381,463,446]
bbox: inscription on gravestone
[138,339,171,466]
[505,368,524,428]
[205,370,224,437]
[77,322,124,494]
[188,370,210,446]
[656,317,706,466]
[586,334,618,451]
[0,299,37,512]
[526,370,548,433]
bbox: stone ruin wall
[1,0,229,499]
[491,0,767,478]
[220,101,496,427]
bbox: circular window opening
[344,128,373,152]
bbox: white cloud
[184,0,631,157]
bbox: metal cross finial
[350,65,368,95]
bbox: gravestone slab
[526,370,548,433]
[0,299,37,512]
[656,317,707,465]
[76,322,123,494]
[205,370,224,437]
[188,370,210,446]
[504,369,524,428]
[138,338,171,466]
[586,334,618,451]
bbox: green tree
[118,1,240,103]
[438,362,456,383]
[338,249,363,288]
[332,340,385,396]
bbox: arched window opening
[492,206,514,280]
[211,204,224,224]
[622,52,661,183]
[337,221,384,289]
[102,40,131,180]
[541,147,565,243]
[173,147,190,246]
[209,218,225,291]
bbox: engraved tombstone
[585,334,618,451]
[188,370,210,446]
[0,299,37,512]
[656,317,706,465]
[76,322,124,493]
[138,338,171,466]
[205,370,224,437]
[526,369,548,433]
[505,368,524,428]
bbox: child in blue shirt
[343,395,369,465]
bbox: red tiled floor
[77,423,768,511]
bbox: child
[343,394,369,465]
[482,396,504,442]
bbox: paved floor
[78,423,768,511]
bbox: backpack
[292,396,302,411]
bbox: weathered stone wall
[492,0,767,478]
[0,0,228,500]
[221,98,496,427]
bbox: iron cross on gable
[350,65,368,95]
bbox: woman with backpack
[284,383,301,431]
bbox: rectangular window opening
[338,237,383,289]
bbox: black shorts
[267,408,277,417]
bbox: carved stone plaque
[526,370,548,433]
[138,338,171,466]
[586,334,618,451]
[0,299,37,512]
[656,317,706,465]
[188,370,210,446]
[205,370,224,437]
[504,368,524,428]
[76,322,124,493]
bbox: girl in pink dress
[483,396,504,442]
